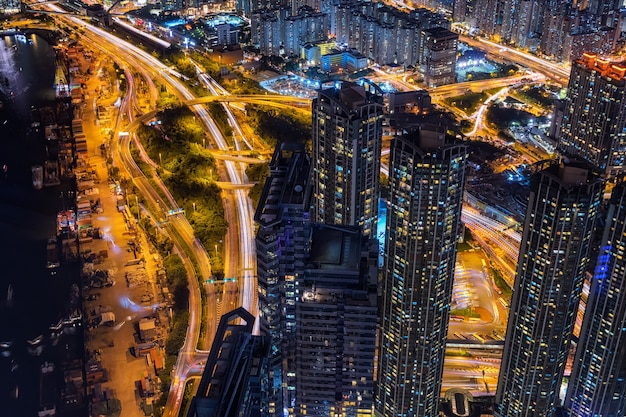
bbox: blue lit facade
[565,181,626,416]
[376,126,467,417]
[312,81,383,238]
[495,161,603,417]
[254,141,312,417]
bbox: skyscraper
[255,141,312,417]
[557,53,626,181]
[565,181,626,416]
[376,125,467,417]
[186,308,268,417]
[312,81,383,238]
[297,224,378,417]
[495,160,603,417]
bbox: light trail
[43,8,255,416]
[112,16,171,49]
[466,87,511,137]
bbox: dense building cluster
[187,54,626,416]
[0,0,20,14]
[463,0,624,62]
[249,1,458,85]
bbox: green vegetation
[450,307,481,318]
[512,85,555,108]
[485,104,535,130]
[379,174,389,200]
[162,254,190,312]
[136,105,228,275]
[246,162,270,207]
[445,349,473,357]
[220,74,265,95]
[444,91,487,114]
[112,62,127,93]
[154,255,190,417]
[492,268,513,298]
[457,241,474,252]
[207,102,233,142]
[139,217,173,254]
[246,104,312,148]
[156,89,180,109]
[180,380,196,417]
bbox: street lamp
[202,138,205,148]
[135,195,140,221]
[214,244,218,257]
[192,202,196,212]
[158,152,162,165]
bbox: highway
[459,35,570,86]
[40,4,567,405]
[40,7,247,416]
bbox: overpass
[215,182,256,190]
[208,153,266,164]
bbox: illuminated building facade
[297,224,378,417]
[255,141,312,417]
[565,181,626,416]
[0,0,20,13]
[376,126,467,417]
[495,161,603,417]
[312,81,383,238]
[557,53,626,181]
[420,27,458,87]
[251,5,328,56]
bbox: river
[0,31,83,417]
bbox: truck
[100,312,115,326]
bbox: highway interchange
[32,3,572,411]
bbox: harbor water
[0,32,82,417]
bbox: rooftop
[308,224,362,271]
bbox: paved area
[72,42,168,417]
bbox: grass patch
[444,91,487,114]
[450,307,481,318]
[492,268,512,298]
[457,241,474,252]
[446,349,473,357]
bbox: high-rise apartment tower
[312,81,383,237]
[495,160,603,417]
[376,125,467,417]
[255,141,313,417]
[565,181,626,416]
[557,53,626,181]
[297,224,378,417]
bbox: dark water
[0,33,81,417]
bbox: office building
[565,181,626,416]
[186,308,268,417]
[297,224,378,417]
[255,141,312,417]
[376,125,467,417]
[312,81,383,238]
[557,53,626,181]
[420,27,458,87]
[495,160,603,417]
